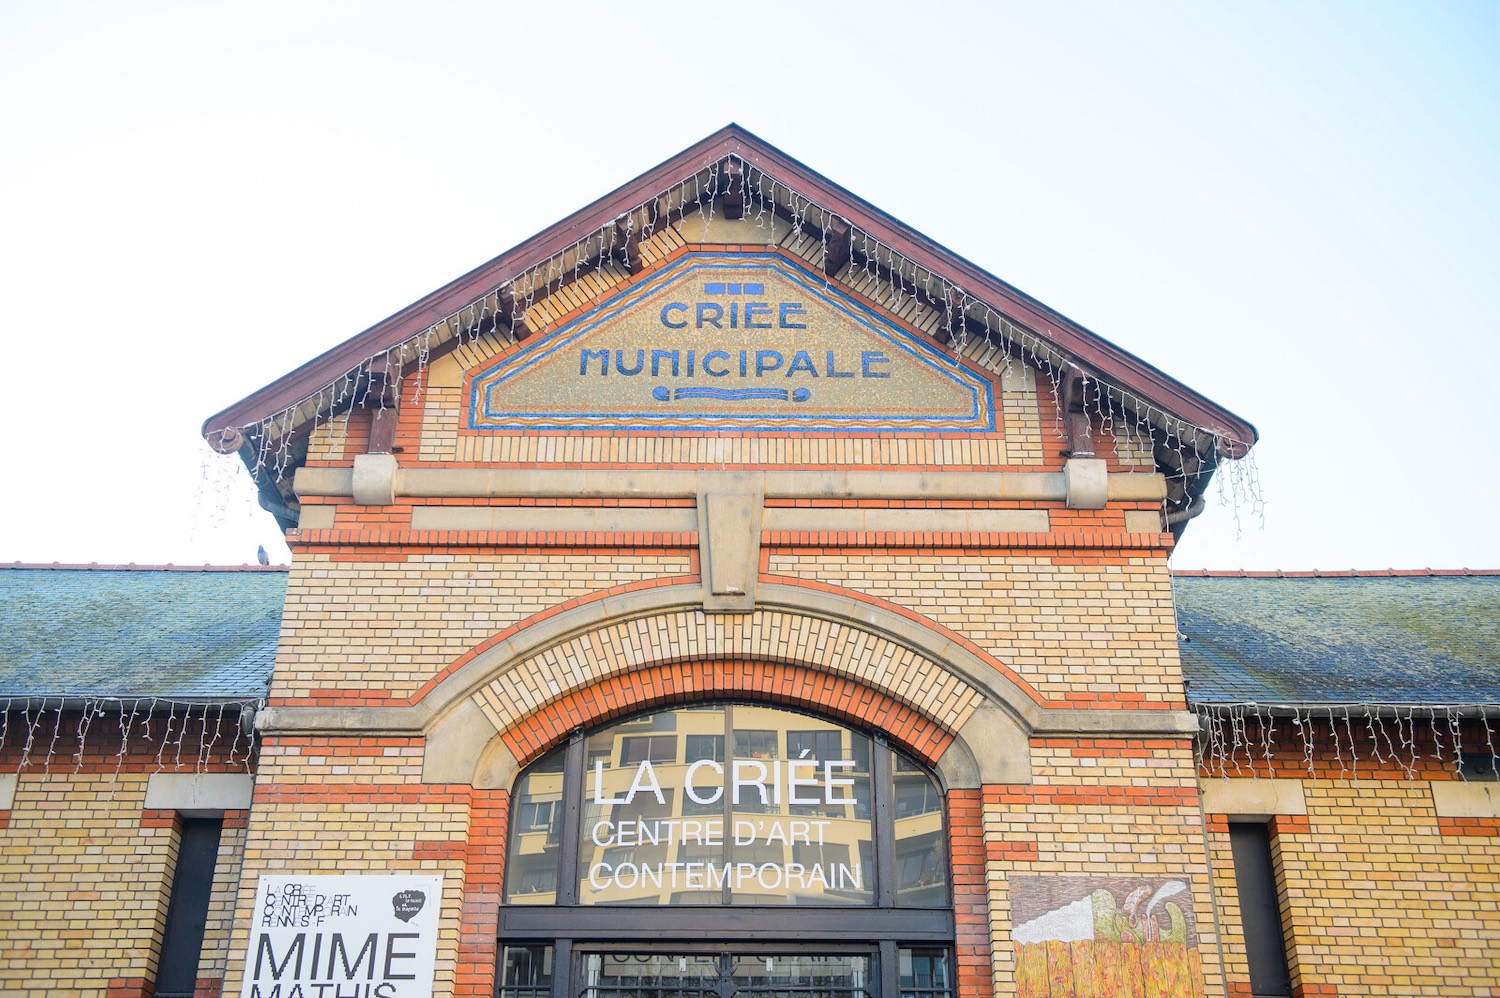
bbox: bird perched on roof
[257,545,270,566]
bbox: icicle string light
[210,153,1260,528]
[1194,702,1500,784]
[0,698,262,778]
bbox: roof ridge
[2,562,289,572]
[1172,568,1500,578]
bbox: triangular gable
[202,124,1255,528]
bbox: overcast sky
[2,0,1496,570]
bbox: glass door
[727,953,870,998]
[500,945,946,998]
[572,951,872,998]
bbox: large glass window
[498,705,955,998]
[504,704,947,909]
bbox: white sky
[1,0,1496,570]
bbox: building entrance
[499,946,952,998]
[497,703,958,998]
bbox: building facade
[2,127,1497,998]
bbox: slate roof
[4,566,1497,709]
[0,565,285,700]
[1174,571,1500,707]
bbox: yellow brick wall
[0,769,170,996]
[764,553,1184,706]
[1207,779,1500,997]
[0,755,251,998]
[271,550,693,701]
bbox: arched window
[498,703,954,998]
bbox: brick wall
[1205,768,1500,996]
[0,713,252,997]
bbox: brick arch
[416,580,1043,718]
[465,602,988,764]
[497,660,955,769]
[417,581,1040,794]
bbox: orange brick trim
[412,839,467,863]
[0,810,9,830]
[271,734,422,754]
[222,808,249,830]
[253,784,473,806]
[456,789,508,998]
[1292,985,1340,997]
[140,808,177,829]
[1226,983,1254,998]
[289,527,699,551]
[764,530,1171,552]
[1437,816,1500,836]
[287,527,1170,555]
[948,789,995,998]
[1204,814,1230,834]
[985,840,1040,863]
[500,661,955,769]
[106,979,152,998]
[985,785,1201,809]
[1269,814,1311,836]
[1032,738,1196,754]
[194,980,223,998]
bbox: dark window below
[154,817,223,998]
[1228,822,1291,998]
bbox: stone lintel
[412,507,699,534]
[1027,709,1202,738]
[257,703,431,735]
[1431,780,1500,819]
[258,701,1197,742]
[1199,777,1308,819]
[763,508,1049,534]
[0,773,15,810]
[144,772,255,813]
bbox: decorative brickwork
[494,660,956,767]
[470,603,988,752]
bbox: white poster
[240,874,443,998]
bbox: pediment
[202,124,1256,530]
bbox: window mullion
[557,732,586,906]
[872,735,895,907]
[877,940,899,998]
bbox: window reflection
[506,703,947,908]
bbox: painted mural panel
[1010,876,1203,998]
